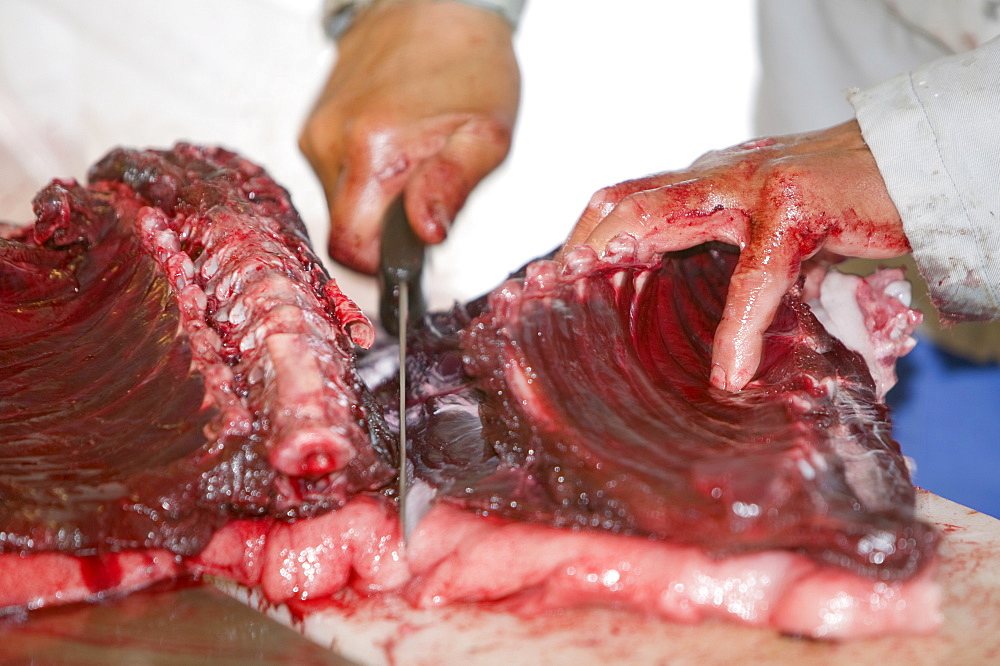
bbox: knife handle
[378,195,427,336]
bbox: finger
[404,117,512,244]
[300,132,359,268]
[326,166,389,275]
[300,114,393,275]
[575,180,749,261]
[563,172,700,254]
[299,111,346,201]
[799,249,844,301]
[709,242,801,392]
[326,129,410,275]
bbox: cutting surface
[0,583,352,665]
[1,491,995,665]
[218,491,1000,665]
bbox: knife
[378,195,426,541]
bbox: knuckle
[463,117,513,149]
[758,166,806,221]
[761,162,804,199]
[343,116,380,150]
[585,184,629,219]
[691,147,726,166]
[612,194,647,221]
[299,112,350,167]
[297,130,313,160]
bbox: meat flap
[0,145,395,558]
[373,243,937,582]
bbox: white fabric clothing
[756,0,950,134]
[756,0,1000,134]
[851,37,1000,320]
[757,1,1000,320]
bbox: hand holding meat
[299,0,520,274]
[563,120,911,392]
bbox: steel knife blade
[378,195,426,540]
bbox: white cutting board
[215,491,1000,665]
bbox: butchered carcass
[352,241,938,639]
[0,146,939,640]
[0,145,395,607]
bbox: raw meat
[195,241,941,639]
[0,145,395,604]
[380,243,936,581]
[0,146,940,640]
[189,496,939,640]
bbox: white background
[430,2,759,308]
[0,0,759,315]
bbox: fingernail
[427,201,451,241]
[710,364,727,390]
[728,368,753,392]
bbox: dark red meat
[0,145,395,560]
[0,146,940,639]
[373,245,937,582]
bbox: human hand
[300,0,520,274]
[562,120,910,392]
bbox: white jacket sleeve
[849,35,1000,321]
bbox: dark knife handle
[378,195,426,336]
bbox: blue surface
[887,336,1000,518]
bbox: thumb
[404,117,512,244]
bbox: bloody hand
[299,0,520,275]
[562,120,911,392]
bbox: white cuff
[449,0,525,28]
[323,0,525,40]
[849,35,1000,321]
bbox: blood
[78,555,125,596]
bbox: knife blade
[378,195,426,540]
